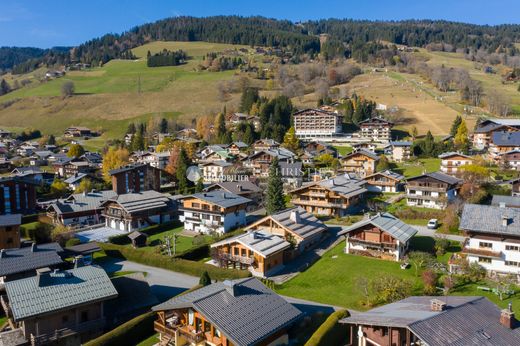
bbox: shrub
[99,243,250,281]
[304,309,350,346]
[422,269,438,295]
[199,271,211,286]
[434,237,450,256]
[84,312,154,346]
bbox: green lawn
[276,244,423,311]
[394,158,441,178]
[124,225,213,255]
[0,315,7,327]
[333,145,353,156]
[136,333,159,346]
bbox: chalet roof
[249,206,328,240]
[231,141,248,148]
[344,149,379,161]
[483,118,520,127]
[49,190,117,215]
[5,266,118,321]
[438,152,473,159]
[205,181,262,195]
[406,172,462,186]
[339,212,417,243]
[103,191,175,214]
[201,160,233,168]
[187,191,251,208]
[153,278,303,346]
[64,172,89,184]
[128,231,147,240]
[460,204,520,236]
[474,123,505,134]
[389,141,412,147]
[491,195,520,208]
[308,174,367,199]
[0,214,22,227]
[248,148,296,161]
[358,117,393,125]
[365,170,404,182]
[492,131,520,147]
[211,231,291,258]
[64,242,101,256]
[0,243,64,277]
[253,138,280,147]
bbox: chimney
[0,249,5,258]
[290,210,301,224]
[223,280,239,297]
[237,184,243,192]
[500,303,516,329]
[430,299,447,312]
[499,202,506,208]
[36,267,52,287]
[502,216,510,227]
[74,255,85,268]
[31,243,37,252]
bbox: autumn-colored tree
[76,179,93,194]
[50,179,68,195]
[454,120,470,152]
[376,155,390,171]
[102,147,130,183]
[67,144,85,158]
[165,145,181,176]
[282,126,299,151]
[421,269,438,295]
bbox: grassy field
[394,158,441,178]
[136,333,159,346]
[333,145,353,156]
[0,41,250,148]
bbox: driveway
[413,225,465,242]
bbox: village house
[293,108,343,140]
[64,172,92,191]
[180,191,250,234]
[340,149,380,177]
[438,152,474,175]
[358,117,393,142]
[1,265,118,345]
[500,150,520,170]
[200,161,234,183]
[63,159,95,178]
[303,141,337,158]
[340,296,520,346]
[510,178,520,197]
[241,148,297,177]
[339,213,417,261]
[64,126,96,138]
[101,190,178,232]
[152,278,303,346]
[11,166,50,184]
[0,214,21,249]
[290,174,367,217]
[109,163,162,194]
[47,190,117,226]
[205,181,263,209]
[0,176,38,215]
[472,118,520,149]
[252,139,280,153]
[134,151,171,170]
[491,195,520,208]
[227,141,248,156]
[364,170,404,193]
[29,150,53,166]
[458,203,520,280]
[405,172,462,209]
[489,131,520,160]
[210,231,291,277]
[244,206,328,255]
[0,243,64,284]
[197,145,233,163]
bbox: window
[202,214,210,220]
[204,321,211,333]
[478,257,492,263]
[3,186,11,214]
[80,311,89,323]
[506,245,520,252]
[479,242,493,249]
[234,248,239,256]
[192,203,200,209]
[506,261,520,267]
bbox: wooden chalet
[405,172,462,210]
[340,149,379,177]
[0,214,22,249]
[438,152,473,175]
[364,170,404,193]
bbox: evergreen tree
[195,178,204,193]
[214,113,227,140]
[342,99,354,123]
[243,124,255,145]
[159,118,168,133]
[239,87,259,113]
[130,132,145,151]
[376,155,390,171]
[199,271,211,286]
[266,158,286,214]
[0,79,11,96]
[450,115,463,137]
[47,134,56,145]
[127,123,136,134]
[176,148,190,194]
[423,131,435,156]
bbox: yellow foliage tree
[102,147,130,183]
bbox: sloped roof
[460,204,520,236]
[310,174,367,199]
[344,149,379,161]
[492,131,520,147]
[188,191,251,208]
[5,266,117,321]
[339,212,418,243]
[491,195,520,208]
[211,231,291,257]
[0,214,21,227]
[205,181,262,195]
[406,172,462,186]
[389,141,412,147]
[49,190,117,215]
[64,172,89,184]
[153,278,303,346]
[103,190,174,214]
[438,152,473,159]
[0,243,63,276]
[365,170,404,181]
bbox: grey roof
[5,265,118,321]
[485,118,520,127]
[153,278,303,346]
[64,172,89,184]
[460,204,520,236]
[339,212,418,243]
[109,163,151,175]
[310,174,367,199]
[492,131,520,147]
[0,243,64,276]
[49,190,117,215]
[438,152,473,159]
[279,161,303,177]
[206,181,262,195]
[365,170,404,181]
[211,231,291,257]
[64,242,101,256]
[389,141,412,147]
[201,160,233,167]
[103,190,174,214]
[261,206,328,240]
[0,214,21,227]
[474,122,505,134]
[491,195,520,208]
[344,149,379,161]
[128,231,147,240]
[232,141,248,148]
[188,191,251,208]
[407,172,462,186]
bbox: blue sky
[1,0,520,48]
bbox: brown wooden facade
[111,165,161,194]
[346,324,419,346]
[0,223,20,249]
[291,185,363,217]
[345,224,400,261]
[341,152,378,177]
[0,178,37,215]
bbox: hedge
[84,311,154,346]
[304,309,350,346]
[108,221,183,245]
[99,243,251,281]
[21,213,40,224]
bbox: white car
[427,219,438,229]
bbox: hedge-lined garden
[84,312,155,346]
[304,309,349,346]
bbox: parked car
[427,219,438,229]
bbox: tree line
[146,49,188,67]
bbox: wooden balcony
[31,318,106,346]
[349,238,398,250]
[154,321,205,344]
[219,252,254,265]
[461,246,502,259]
[292,198,347,209]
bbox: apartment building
[109,163,161,194]
[293,108,343,139]
[405,172,461,210]
[358,117,393,142]
[438,152,473,175]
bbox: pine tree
[265,158,286,214]
[423,131,435,156]
[48,134,56,145]
[176,148,190,194]
[159,118,168,133]
[199,271,211,286]
[127,123,136,134]
[214,113,227,140]
[243,125,255,145]
[450,115,462,137]
[195,178,204,193]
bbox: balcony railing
[154,321,205,344]
[292,199,347,208]
[219,252,254,265]
[30,318,105,346]
[461,246,502,259]
[349,238,398,250]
